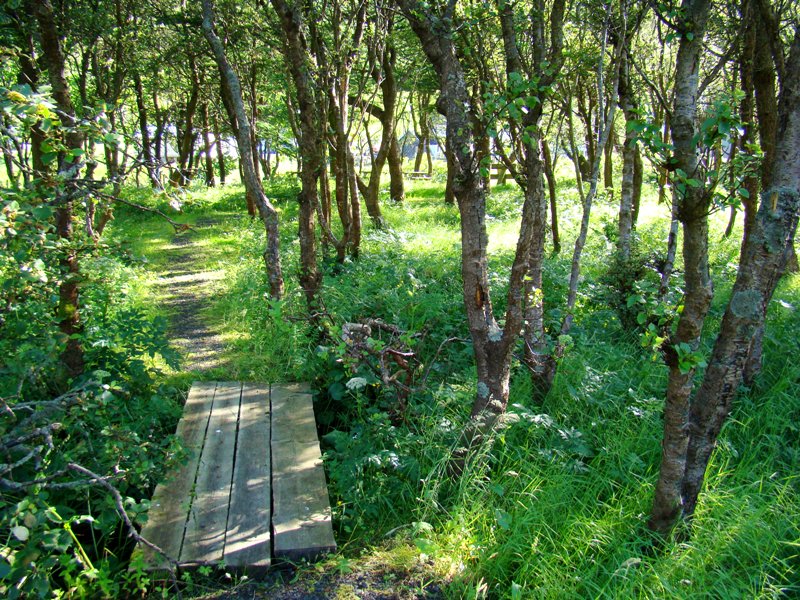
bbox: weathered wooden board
[181,382,242,566]
[223,384,272,571]
[271,385,336,561]
[270,384,316,444]
[137,381,334,572]
[136,381,217,571]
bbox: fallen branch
[66,463,178,570]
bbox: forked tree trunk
[401,0,566,420]
[682,24,800,521]
[268,0,325,308]
[358,38,399,226]
[202,0,285,300]
[742,1,795,383]
[401,0,515,419]
[495,0,566,402]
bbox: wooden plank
[180,382,242,566]
[270,384,316,444]
[223,384,272,571]
[136,381,217,571]
[272,462,337,561]
[271,384,336,561]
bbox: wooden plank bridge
[135,382,335,573]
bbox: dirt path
[155,218,230,373]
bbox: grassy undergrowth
[114,174,799,598]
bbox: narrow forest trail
[154,217,231,374]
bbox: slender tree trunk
[542,141,561,253]
[1,116,14,183]
[603,118,615,197]
[213,112,226,185]
[133,71,159,187]
[202,0,284,300]
[201,102,215,186]
[30,0,86,378]
[659,197,681,299]
[444,141,456,205]
[618,48,638,260]
[347,146,362,258]
[523,150,556,400]
[388,134,405,202]
[632,144,643,226]
[17,46,46,177]
[650,0,714,534]
[561,20,624,335]
[249,62,260,181]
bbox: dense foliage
[1,0,799,597]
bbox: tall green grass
[113,175,799,598]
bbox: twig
[66,463,179,568]
[101,194,193,233]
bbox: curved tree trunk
[202,0,285,300]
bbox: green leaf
[414,537,437,555]
[511,582,523,600]
[495,508,512,530]
[328,381,345,401]
[32,205,54,220]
